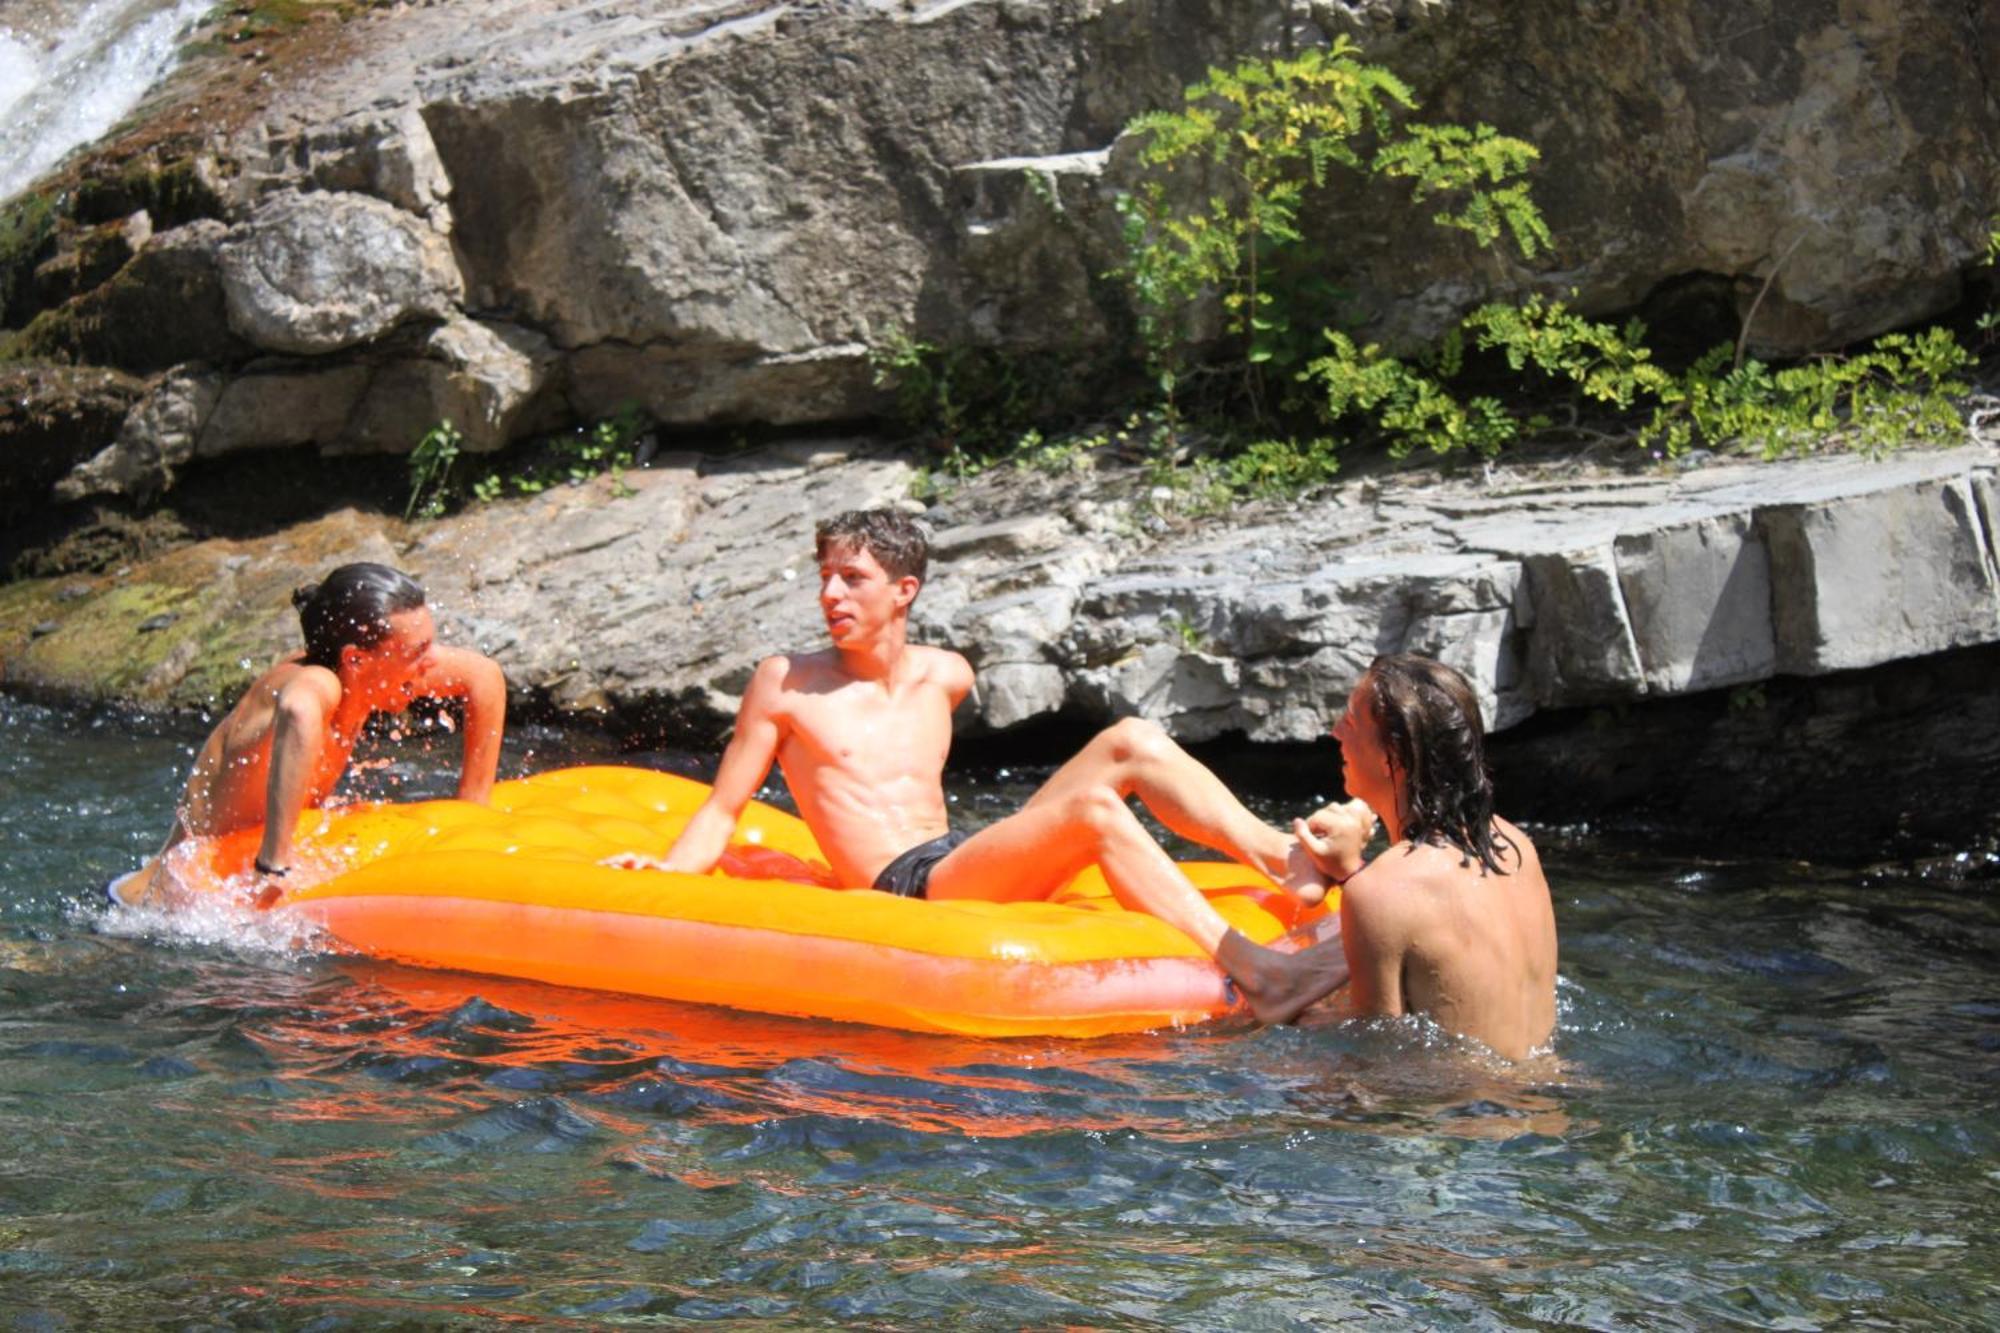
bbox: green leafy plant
[404,419,464,520]
[1220,436,1343,496]
[1642,327,1972,460]
[1303,330,1517,458]
[1112,40,1548,420]
[404,405,649,520]
[1161,612,1205,652]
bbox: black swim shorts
[871,829,970,899]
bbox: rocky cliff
[3,0,1996,505]
[3,0,1998,864]
[3,439,1997,862]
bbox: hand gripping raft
[123,766,1332,1038]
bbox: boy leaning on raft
[118,563,507,908]
[618,509,1373,1026]
[623,508,1558,1056]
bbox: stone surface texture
[4,444,1996,753]
[3,0,1995,504]
[215,191,464,356]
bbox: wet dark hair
[292,563,426,670]
[814,509,930,586]
[1364,653,1515,875]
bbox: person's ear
[894,575,920,609]
[339,641,364,675]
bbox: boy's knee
[1067,786,1134,843]
[1100,716,1170,765]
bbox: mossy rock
[0,577,199,703]
[0,567,278,710]
[29,218,148,312]
[0,193,62,331]
[71,156,222,232]
[0,363,146,524]
[8,222,243,372]
[0,508,395,711]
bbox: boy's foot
[1216,930,1351,1025]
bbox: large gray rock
[196,363,373,456]
[388,0,2000,417]
[342,319,558,454]
[7,420,1999,758]
[216,191,463,356]
[1759,474,2000,674]
[11,0,1995,455]
[243,105,455,226]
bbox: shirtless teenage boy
[654,509,1370,1023]
[121,562,506,906]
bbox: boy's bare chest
[784,685,947,766]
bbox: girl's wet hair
[292,563,426,669]
[1364,653,1515,875]
[814,509,930,585]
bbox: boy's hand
[1292,798,1377,887]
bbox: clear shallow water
[2,697,1996,1327]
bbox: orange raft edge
[116,764,1335,1039]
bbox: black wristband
[253,858,289,877]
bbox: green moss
[6,303,80,363]
[0,559,304,710]
[181,0,320,58]
[166,618,275,710]
[0,192,61,330]
[72,157,221,231]
[0,579,234,705]
[32,583,197,690]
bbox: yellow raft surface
[132,766,1330,1038]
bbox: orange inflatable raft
[116,765,1330,1038]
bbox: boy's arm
[411,646,507,803]
[660,657,788,874]
[255,673,337,873]
[1337,868,1410,1018]
[941,650,975,710]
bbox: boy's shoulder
[749,648,854,699]
[907,643,974,690]
[906,641,970,667]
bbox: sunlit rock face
[8,0,1997,488]
[5,434,1997,749]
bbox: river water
[2,695,1996,1326]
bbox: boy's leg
[1021,718,1323,896]
[925,767,1346,1023]
[927,785,1228,947]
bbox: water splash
[0,0,215,203]
[85,883,330,960]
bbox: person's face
[341,606,437,707]
[819,542,916,647]
[1332,674,1395,811]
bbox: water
[0,0,214,203]
[2,695,1997,1327]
